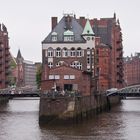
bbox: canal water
[0,97,140,140]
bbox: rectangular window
[55,75,60,79]
[63,51,68,57]
[49,75,54,79]
[70,75,75,79]
[64,75,69,79]
[52,36,57,42]
[48,51,53,57]
[64,36,74,42]
[56,51,61,57]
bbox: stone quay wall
[39,94,120,124]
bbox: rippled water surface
[0,97,140,140]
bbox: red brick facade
[95,44,111,92]
[124,53,140,86]
[41,65,91,96]
[78,14,124,89]
[41,14,124,94]
[0,24,10,89]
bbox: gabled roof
[17,49,22,59]
[42,15,85,43]
[16,49,24,63]
[49,64,91,75]
[50,64,83,72]
[82,19,94,36]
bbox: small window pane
[70,75,75,79]
[55,75,60,79]
[49,75,54,79]
[64,75,69,79]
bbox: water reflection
[40,106,126,140]
[0,98,140,140]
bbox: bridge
[0,86,40,98]
[107,85,140,97]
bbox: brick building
[41,13,124,94]
[124,53,140,86]
[78,13,123,89]
[0,24,10,89]
[41,65,91,96]
[95,42,111,92]
[15,49,37,87]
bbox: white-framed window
[49,75,54,79]
[51,32,57,42]
[77,62,82,70]
[64,75,69,79]
[70,48,76,57]
[64,36,74,42]
[70,75,75,79]
[77,47,82,57]
[49,75,60,79]
[48,48,53,57]
[48,62,53,68]
[63,30,74,42]
[70,61,76,68]
[63,47,68,57]
[52,35,57,42]
[64,75,75,80]
[70,61,82,70]
[56,47,61,57]
[55,75,60,79]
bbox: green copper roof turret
[82,19,94,36]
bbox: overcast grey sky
[0,0,139,62]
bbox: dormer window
[51,32,57,42]
[64,30,74,42]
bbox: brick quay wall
[39,94,120,124]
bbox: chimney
[51,17,57,30]
[79,17,85,27]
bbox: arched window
[63,47,68,57]
[48,47,53,57]
[48,62,53,68]
[77,47,82,57]
[70,48,76,57]
[56,47,61,57]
